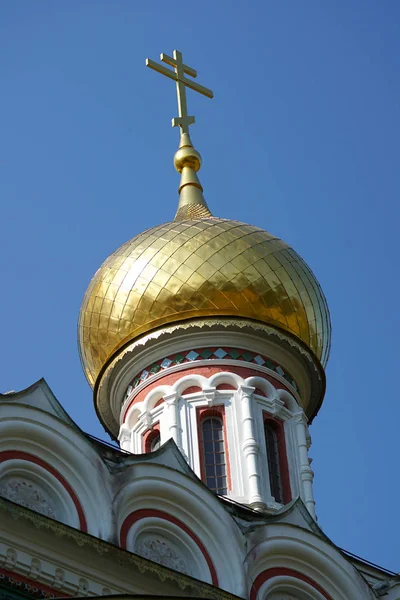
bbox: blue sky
[1,1,399,572]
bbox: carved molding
[0,497,232,600]
[135,536,189,575]
[97,316,324,437]
[0,479,56,519]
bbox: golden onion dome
[79,54,331,388]
[78,215,331,387]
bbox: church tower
[3,49,395,600]
[78,50,331,518]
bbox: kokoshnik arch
[1,49,396,600]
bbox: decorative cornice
[96,317,326,438]
[239,385,256,398]
[99,318,321,377]
[0,568,60,599]
[0,497,239,600]
[126,347,299,394]
[293,411,308,426]
[163,392,179,405]
[203,387,217,405]
[123,359,299,419]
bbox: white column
[240,385,265,509]
[294,411,317,519]
[118,426,132,452]
[164,392,183,452]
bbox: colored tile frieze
[126,348,298,396]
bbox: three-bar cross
[146,50,213,134]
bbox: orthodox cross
[146,50,214,134]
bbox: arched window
[150,433,161,451]
[265,423,283,504]
[143,426,161,453]
[201,417,227,495]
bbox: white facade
[120,370,316,517]
[0,378,396,600]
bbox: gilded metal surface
[174,143,201,173]
[146,49,213,135]
[146,49,213,221]
[173,132,212,221]
[175,202,213,221]
[79,218,331,386]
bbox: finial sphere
[174,145,202,173]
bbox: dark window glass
[265,424,283,503]
[150,433,161,451]
[201,417,227,495]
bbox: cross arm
[145,58,214,99]
[145,58,177,82]
[160,53,197,78]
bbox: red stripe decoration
[250,567,332,600]
[0,451,87,532]
[120,508,218,585]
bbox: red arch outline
[143,423,160,453]
[122,364,292,423]
[0,450,87,531]
[263,414,292,504]
[197,405,232,491]
[120,508,218,585]
[250,567,332,600]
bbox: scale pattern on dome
[79,218,331,386]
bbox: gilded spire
[145,49,214,221]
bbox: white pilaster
[118,426,131,452]
[240,385,265,509]
[294,410,316,519]
[164,392,183,452]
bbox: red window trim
[196,406,232,492]
[0,450,87,531]
[120,508,218,586]
[250,567,332,600]
[263,414,292,504]
[143,423,160,453]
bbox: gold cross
[146,50,213,134]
